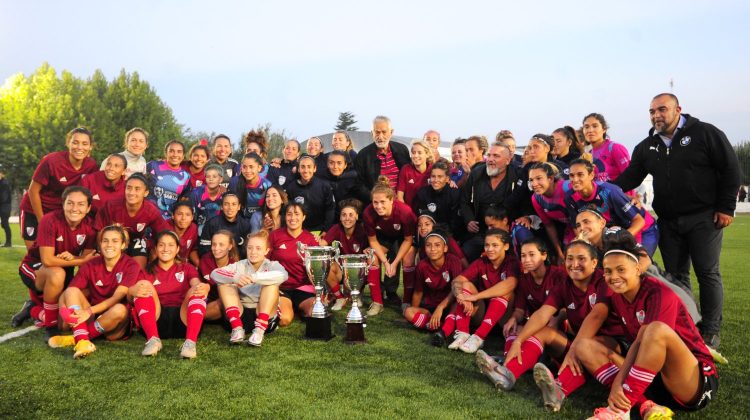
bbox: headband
[603,249,639,263]
[425,232,447,245]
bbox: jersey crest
[427,203,437,212]
[176,271,185,283]
[588,293,597,306]
[278,175,286,185]
[352,244,360,252]
[137,223,146,232]
[680,136,691,146]
[76,234,86,246]
[393,224,401,231]
[116,272,123,284]
[636,310,645,324]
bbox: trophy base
[305,315,335,341]
[344,323,366,344]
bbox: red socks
[255,312,269,332]
[410,312,436,330]
[73,322,89,343]
[367,267,383,304]
[225,306,243,330]
[504,335,517,354]
[402,266,416,305]
[474,297,508,339]
[505,335,544,379]
[556,366,587,396]
[43,300,58,328]
[594,362,619,388]
[330,283,344,299]
[622,365,657,406]
[185,295,206,342]
[134,297,159,340]
[441,312,456,336]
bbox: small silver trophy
[297,242,339,340]
[337,249,375,343]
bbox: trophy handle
[296,241,306,260]
[331,240,341,261]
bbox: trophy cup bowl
[297,242,340,340]
[336,249,375,343]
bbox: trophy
[297,242,340,340]
[336,249,375,344]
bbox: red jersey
[22,210,96,266]
[171,221,199,261]
[69,255,140,305]
[321,223,368,255]
[397,163,432,209]
[141,262,199,307]
[460,255,519,292]
[94,199,169,241]
[363,200,417,240]
[20,151,98,214]
[514,265,567,316]
[182,162,206,189]
[81,170,125,216]
[268,228,319,290]
[414,254,463,309]
[605,276,715,368]
[198,252,237,285]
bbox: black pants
[657,210,723,336]
[0,205,9,245]
[376,236,401,300]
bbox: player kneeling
[211,230,287,347]
[129,231,208,359]
[49,225,140,359]
[403,229,462,332]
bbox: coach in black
[614,93,741,349]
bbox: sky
[1,0,749,151]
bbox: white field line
[0,325,39,343]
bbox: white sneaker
[448,332,470,350]
[459,334,484,353]
[366,302,384,317]
[180,339,197,359]
[533,362,565,411]
[331,298,349,312]
[141,337,162,357]
[229,327,246,344]
[247,328,265,347]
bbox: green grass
[1,219,749,419]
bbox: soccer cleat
[586,406,631,420]
[459,334,484,353]
[229,327,246,344]
[10,300,34,327]
[47,335,75,348]
[247,328,265,347]
[180,339,197,359]
[533,362,565,412]
[141,337,162,357]
[366,302,384,317]
[640,400,674,420]
[400,302,410,313]
[709,347,729,365]
[476,350,505,388]
[73,339,96,359]
[331,297,349,312]
[431,330,447,347]
[447,332,470,350]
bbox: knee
[279,313,293,327]
[641,321,672,344]
[108,304,129,321]
[575,337,605,359]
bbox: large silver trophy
[336,249,375,343]
[297,242,339,340]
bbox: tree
[0,63,184,192]
[334,111,358,131]
[735,141,750,185]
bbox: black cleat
[431,330,447,347]
[10,300,34,328]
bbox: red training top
[69,255,140,305]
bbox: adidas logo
[191,309,203,315]
[527,294,533,301]
[138,309,149,316]
[425,277,432,284]
[153,279,161,286]
[59,176,67,182]
[279,244,287,249]
[93,194,100,200]
[95,280,104,287]
[408,179,414,184]
[567,302,576,310]
[483,319,493,325]
[375,226,381,230]
[56,236,64,242]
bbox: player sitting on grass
[49,225,139,358]
[211,230,288,347]
[128,230,208,359]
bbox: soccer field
[0,219,748,419]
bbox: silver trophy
[297,242,339,340]
[337,249,375,343]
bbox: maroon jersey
[363,200,417,240]
[22,210,96,266]
[269,228,319,290]
[81,170,125,216]
[140,262,199,307]
[397,163,432,209]
[414,254,463,309]
[182,162,206,189]
[460,254,519,292]
[69,255,140,305]
[171,221,199,261]
[20,151,98,213]
[321,223,368,255]
[198,252,237,285]
[94,199,170,241]
[605,276,715,368]
[515,265,567,316]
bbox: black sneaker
[703,333,720,350]
[10,300,34,327]
[431,331,447,347]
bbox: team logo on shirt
[353,244,360,252]
[136,223,146,232]
[563,168,570,176]
[56,235,64,242]
[443,271,450,281]
[95,280,104,287]
[76,234,86,245]
[636,310,645,324]
[588,293,597,306]
[295,197,305,204]
[186,240,192,248]
[26,227,35,236]
[93,194,100,201]
[196,180,203,187]
[59,176,68,182]
[501,272,506,280]
[393,224,401,231]
[154,186,164,197]
[278,175,286,185]
[649,144,660,153]
[427,203,437,212]
[621,316,627,325]
[176,271,185,283]
[680,136,691,146]
[226,169,233,177]
[116,272,123,284]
